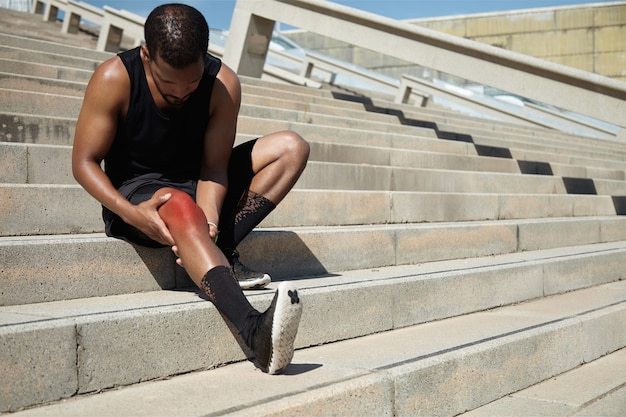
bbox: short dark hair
[144,3,209,68]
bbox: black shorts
[103,139,257,248]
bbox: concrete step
[3,273,625,415]
[460,348,626,417]
[298,161,626,195]
[0,32,112,61]
[368,94,626,155]
[0,9,102,51]
[0,112,76,145]
[0,58,93,82]
[2,181,622,236]
[2,218,626,306]
[0,44,103,71]
[0,140,518,186]
[2,134,584,198]
[0,71,87,96]
[3,113,624,186]
[24,137,625,190]
[4,86,625,174]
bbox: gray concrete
[462,337,626,417]
[2,223,626,306]
[0,183,621,237]
[5,281,626,416]
[0,58,93,82]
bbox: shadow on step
[331,91,475,143]
[131,230,335,290]
[130,244,181,289]
[331,91,626,216]
[238,230,332,279]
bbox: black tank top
[105,47,222,188]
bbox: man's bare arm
[195,63,242,237]
[71,57,175,245]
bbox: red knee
[158,189,206,235]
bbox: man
[72,3,309,374]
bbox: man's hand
[129,193,175,246]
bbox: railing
[32,0,143,52]
[95,6,144,52]
[300,52,398,93]
[396,74,617,138]
[224,0,626,141]
[61,1,103,34]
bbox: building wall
[284,1,626,83]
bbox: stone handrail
[210,42,322,88]
[32,0,67,22]
[30,0,318,87]
[95,6,145,52]
[224,0,626,140]
[397,74,617,139]
[61,1,104,34]
[300,52,398,93]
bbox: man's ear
[141,44,151,61]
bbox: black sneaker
[231,250,271,290]
[248,281,302,374]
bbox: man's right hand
[129,192,175,246]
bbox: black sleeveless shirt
[104,47,222,189]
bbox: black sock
[233,191,276,246]
[200,266,260,337]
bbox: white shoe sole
[267,282,302,374]
[238,273,271,290]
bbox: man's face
[146,48,204,107]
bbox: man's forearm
[196,175,228,225]
[73,160,135,223]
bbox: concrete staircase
[1,7,626,416]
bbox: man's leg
[155,187,302,374]
[219,131,309,289]
[247,130,309,211]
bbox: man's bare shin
[156,189,229,284]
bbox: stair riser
[0,239,180,306]
[0,184,620,237]
[3,220,626,306]
[4,139,624,187]
[0,143,75,184]
[0,33,113,61]
[0,72,86,96]
[0,113,75,145]
[0,58,93,82]
[0,45,102,71]
[0,141,515,186]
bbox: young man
[72,3,309,374]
